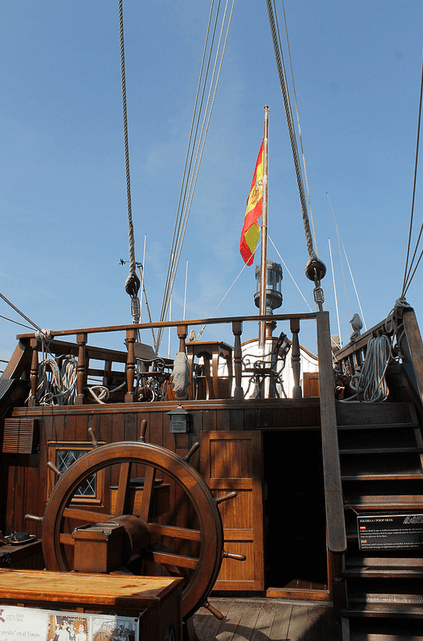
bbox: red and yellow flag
[240,139,264,265]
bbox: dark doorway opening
[263,430,327,589]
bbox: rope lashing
[118,0,140,322]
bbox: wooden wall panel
[4,399,320,550]
[96,412,112,446]
[200,430,264,591]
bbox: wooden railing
[334,317,389,377]
[7,312,317,405]
[334,307,423,408]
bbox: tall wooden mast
[259,106,269,348]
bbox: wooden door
[200,430,264,591]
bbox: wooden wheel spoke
[151,550,198,570]
[138,464,156,522]
[63,507,114,522]
[59,533,75,546]
[113,461,132,515]
[147,522,201,541]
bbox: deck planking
[193,598,336,641]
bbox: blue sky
[1,1,423,361]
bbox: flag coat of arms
[240,139,264,265]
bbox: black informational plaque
[357,514,423,550]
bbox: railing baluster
[76,333,87,404]
[28,337,39,406]
[290,318,302,399]
[177,325,187,353]
[125,328,136,402]
[232,321,244,400]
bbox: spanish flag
[240,139,264,265]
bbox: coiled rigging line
[156,0,235,353]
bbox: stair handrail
[402,308,423,406]
[316,311,347,556]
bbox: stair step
[341,455,423,478]
[338,421,419,431]
[342,472,423,481]
[343,595,423,618]
[344,566,423,578]
[340,447,423,455]
[348,633,423,641]
[336,401,415,427]
[344,495,423,510]
[344,616,423,641]
[347,557,423,567]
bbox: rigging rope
[118,0,140,321]
[326,193,367,332]
[0,291,50,338]
[268,236,313,312]
[280,0,318,255]
[156,0,235,353]
[265,0,326,309]
[265,0,315,261]
[402,56,423,297]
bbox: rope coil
[349,335,392,403]
[34,356,78,406]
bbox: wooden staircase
[337,400,423,640]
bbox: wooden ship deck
[193,596,336,640]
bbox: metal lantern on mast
[254,260,283,337]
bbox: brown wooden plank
[269,602,292,640]
[266,587,330,601]
[114,461,132,515]
[138,464,156,521]
[63,507,114,522]
[96,411,112,446]
[147,522,201,541]
[0,569,182,609]
[74,413,89,442]
[232,600,263,641]
[215,601,247,641]
[193,598,233,640]
[111,410,125,448]
[151,550,198,569]
[250,601,277,641]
